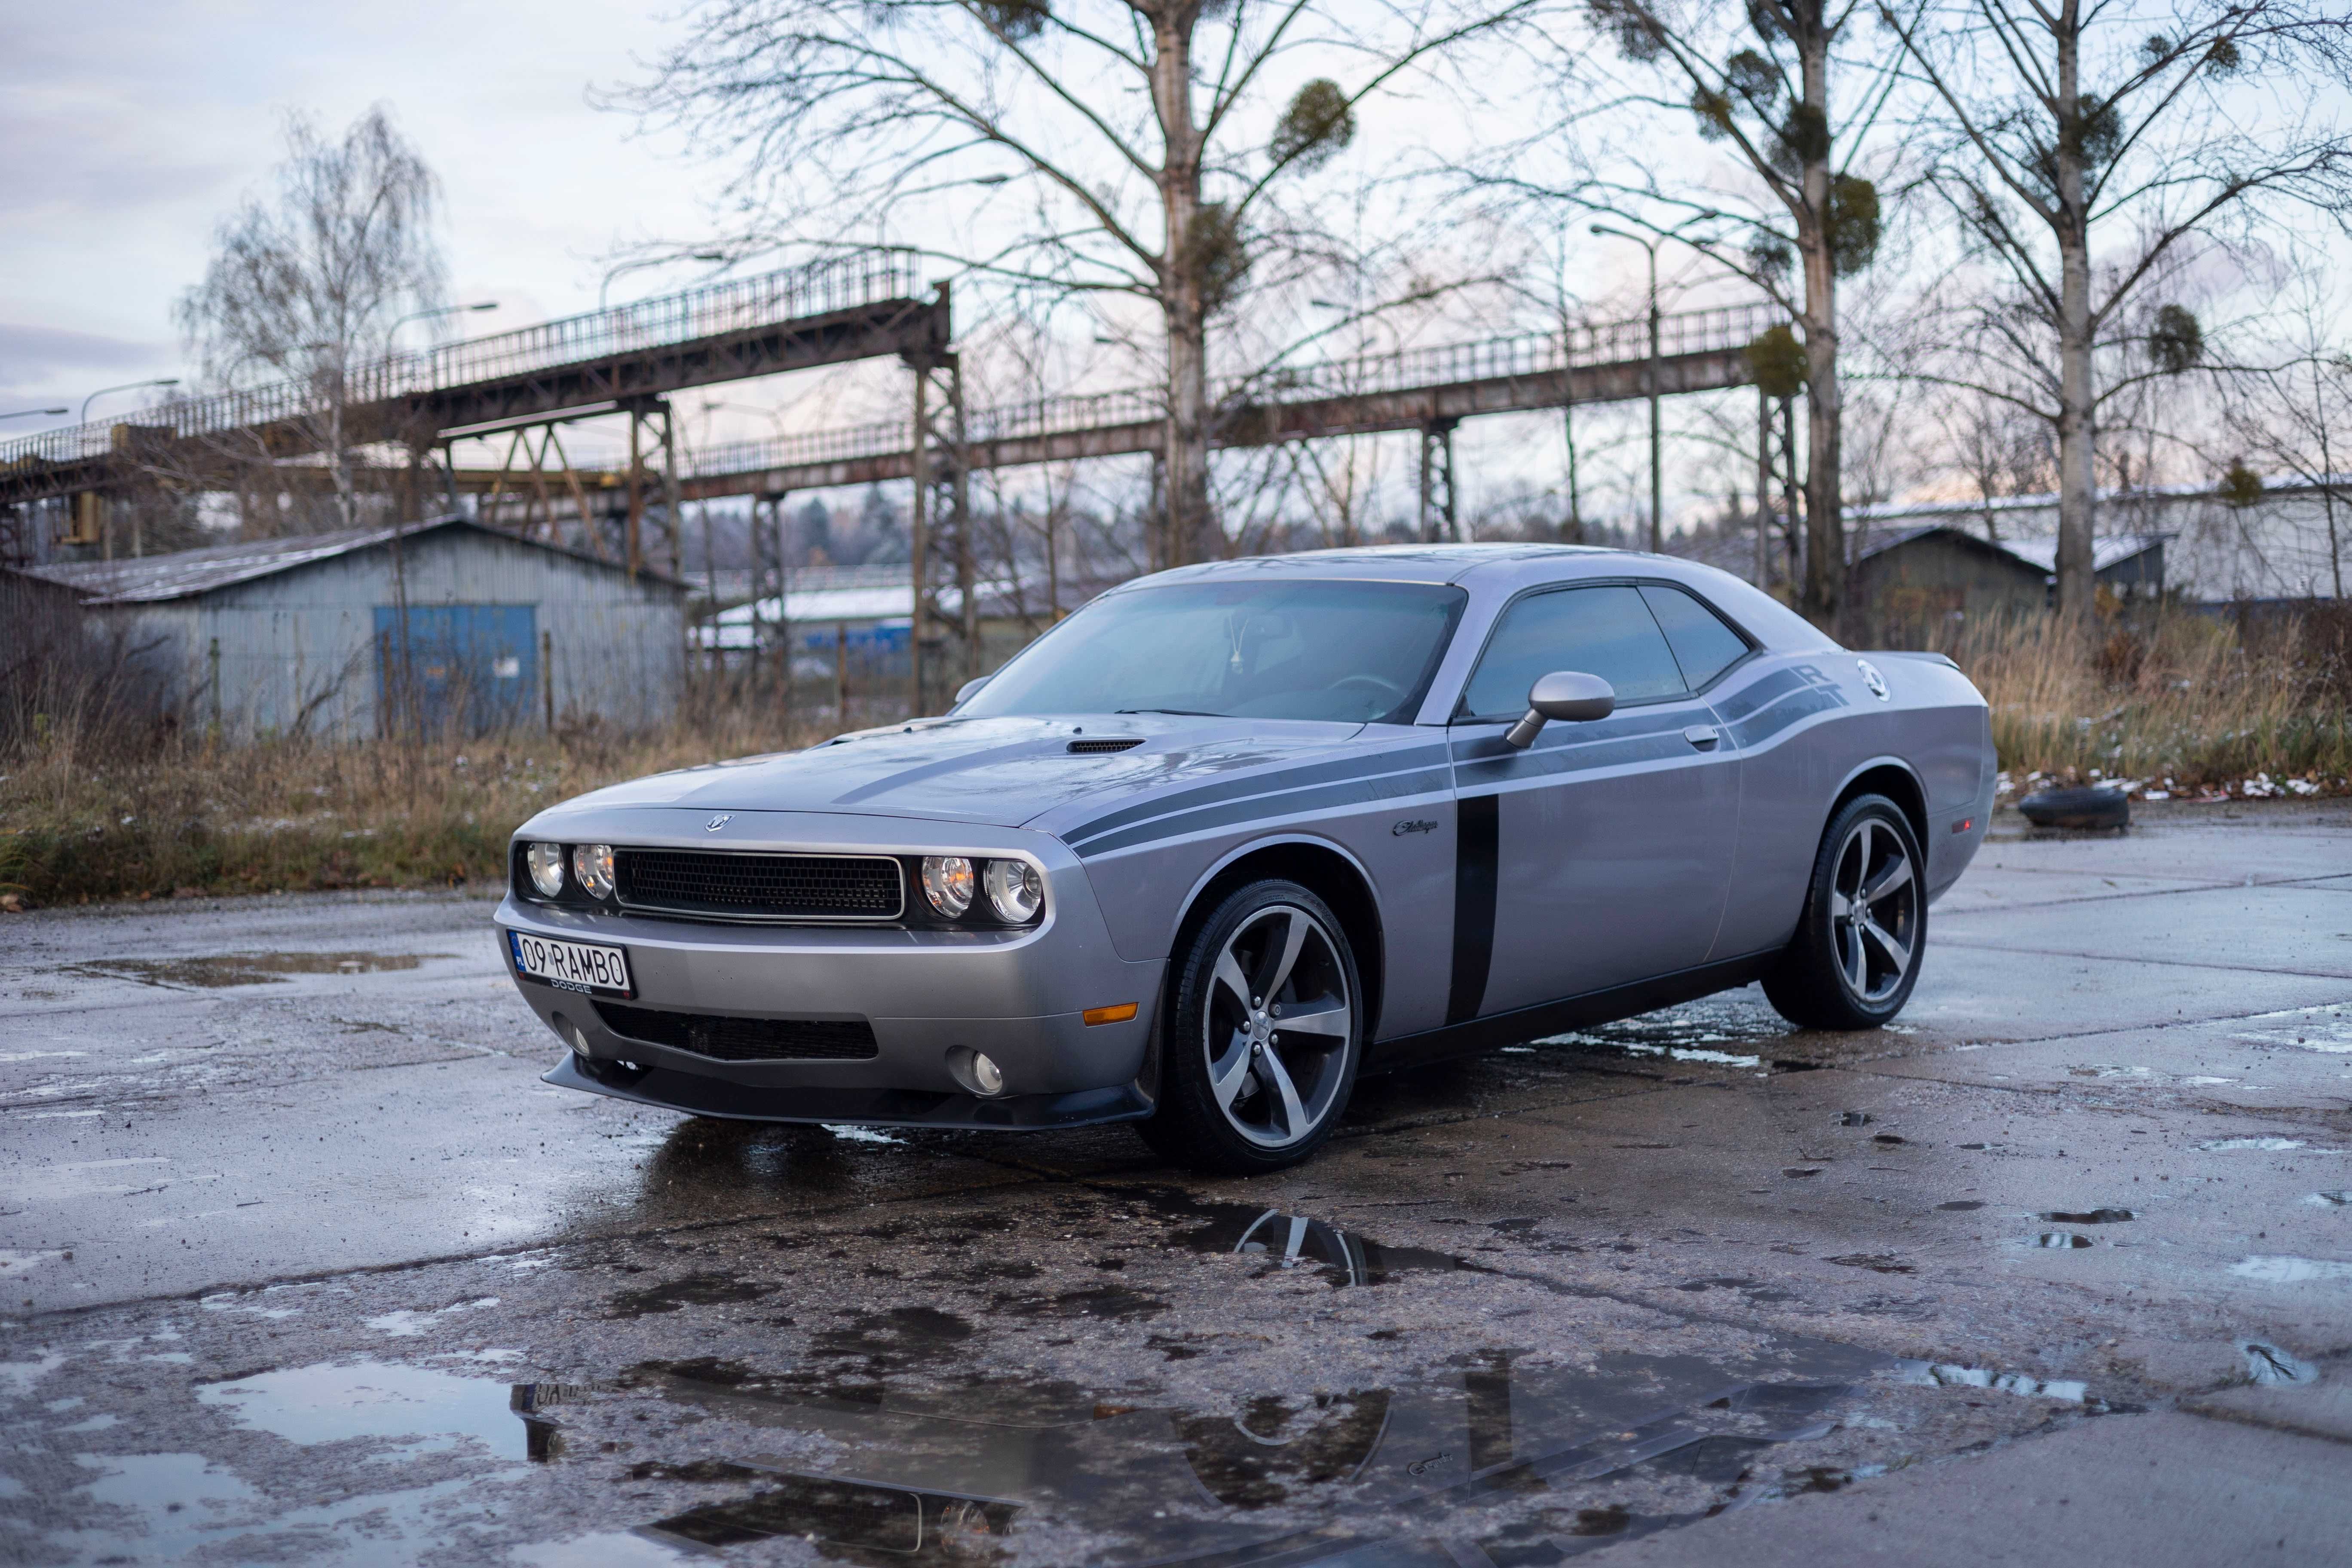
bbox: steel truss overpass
[4,251,1776,702]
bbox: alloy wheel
[1201,904,1354,1149]
[1827,817,1918,1005]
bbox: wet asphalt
[2,800,2349,1566]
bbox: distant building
[1846,474,2344,603]
[27,517,686,741]
[1847,525,2165,644]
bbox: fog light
[921,855,975,918]
[573,843,616,900]
[572,1026,591,1057]
[526,842,566,897]
[983,858,1044,923]
[969,1052,1005,1096]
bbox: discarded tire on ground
[2017,786,2130,831]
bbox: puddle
[196,1359,533,1460]
[1891,1361,2089,1403]
[2233,1003,2352,1053]
[549,1335,1896,1565]
[2200,1137,2309,1152]
[65,952,450,989]
[2040,1208,2133,1225]
[2230,1255,2352,1283]
[607,1272,774,1319]
[1121,1189,1470,1287]
[2243,1342,2321,1385]
[2033,1232,2094,1249]
[1526,998,1783,1071]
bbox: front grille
[615,849,902,922]
[594,1001,879,1062]
[1067,737,1144,753]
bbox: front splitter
[544,1051,1155,1130]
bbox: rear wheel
[1763,794,1925,1030]
[1136,880,1363,1174]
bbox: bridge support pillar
[905,337,968,717]
[1418,419,1460,543]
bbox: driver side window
[1457,585,1687,719]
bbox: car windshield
[959,579,1468,725]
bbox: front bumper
[495,811,1164,1128]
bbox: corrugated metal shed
[27,518,686,741]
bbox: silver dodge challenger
[498,545,1994,1172]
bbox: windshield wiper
[1115,707,1225,717]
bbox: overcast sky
[0,1,729,435]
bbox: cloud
[0,322,168,389]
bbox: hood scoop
[1067,737,1145,754]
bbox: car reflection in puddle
[65,952,451,989]
[1172,1198,1468,1287]
[514,1331,1896,1564]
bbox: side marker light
[1953,818,1975,834]
[1083,1002,1139,1026]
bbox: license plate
[507,930,633,996]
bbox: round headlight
[983,859,1044,923]
[572,843,616,900]
[525,842,566,897]
[920,855,974,919]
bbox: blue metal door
[374,605,538,735]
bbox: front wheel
[1136,880,1364,1174]
[1762,794,1925,1030]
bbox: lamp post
[80,379,179,425]
[1589,225,1663,553]
[391,300,499,345]
[600,254,729,311]
[1,407,68,420]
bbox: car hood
[527,714,1375,833]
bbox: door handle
[1682,725,1721,751]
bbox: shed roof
[25,516,686,605]
[1854,523,2165,576]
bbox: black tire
[1135,879,1365,1175]
[1762,793,1926,1030]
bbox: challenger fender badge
[1855,659,1890,701]
[1392,818,1438,836]
[704,813,733,832]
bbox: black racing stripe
[1062,741,1453,848]
[1709,665,1809,723]
[1446,794,1499,1026]
[1074,767,1452,859]
[1445,708,1691,763]
[1726,684,1848,748]
[1454,728,1697,787]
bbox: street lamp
[80,379,180,425]
[1,407,69,420]
[1589,224,1665,553]
[392,300,499,344]
[600,253,729,310]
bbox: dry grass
[1948,603,2352,798]
[6,604,2346,909]
[0,686,876,909]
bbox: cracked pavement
[2,800,2349,1565]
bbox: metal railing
[0,252,924,470]
[680,298,1778,481]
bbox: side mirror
[952,676,990,707]
[1504,671,1615,749]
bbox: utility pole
[1591,225,1669,553]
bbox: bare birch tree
[1519,0,1899,624]
[176,105,447,534]
[617,0,1538,570]
[1878,0,2352,625]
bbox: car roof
[1141,543,1645,588]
